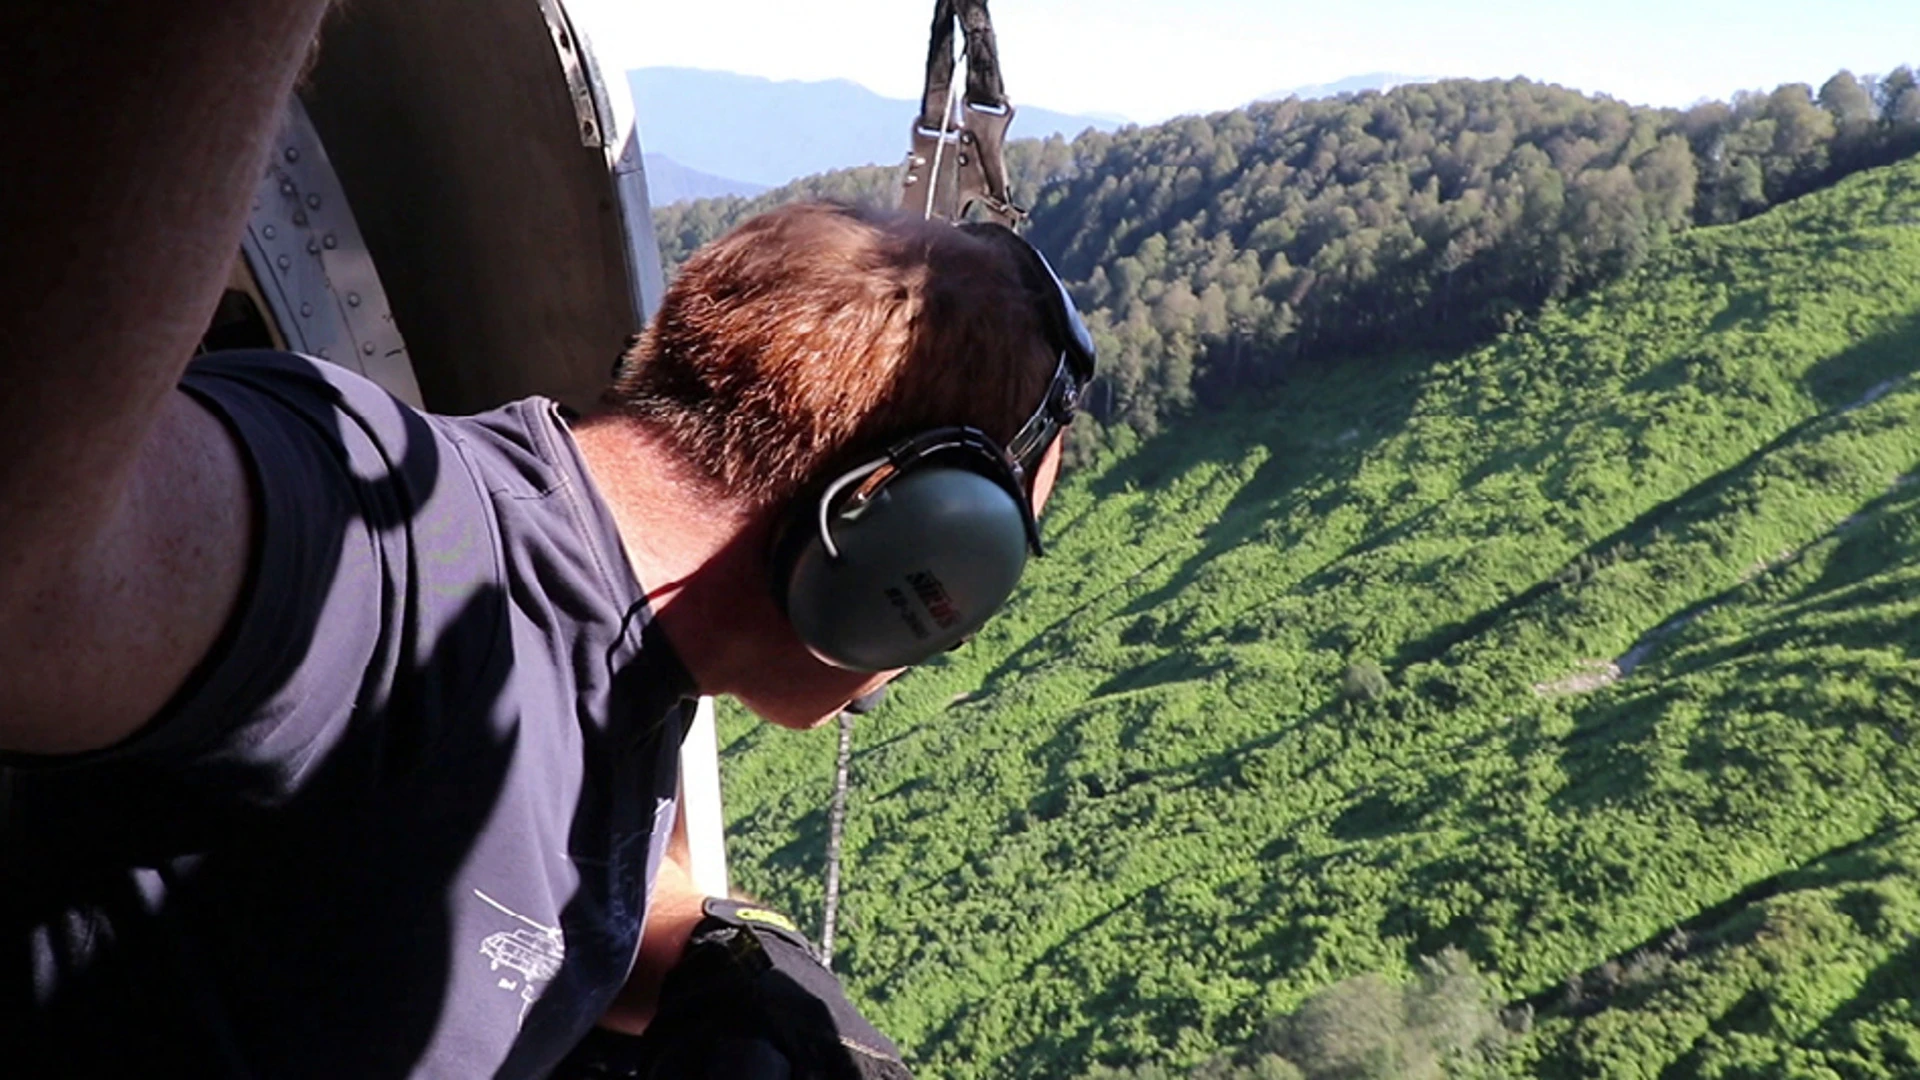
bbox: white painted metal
[539,0,668,322]
[676,698,731,897]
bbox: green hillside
[717,156,1920,1077]
[657,72,1920,452]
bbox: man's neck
[566,415,772,696]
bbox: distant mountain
[627,67,1124,189]
[1259,71,1440,102]
[641,152,767,207]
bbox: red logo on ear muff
[907,570,961,629]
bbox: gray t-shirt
[1,351,695,1078]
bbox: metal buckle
[900,102,1025,227]
[1006,354,1078,482]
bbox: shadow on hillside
[1803,308,1920,411]
[1795,925,1920,1049]
[1019,695,1331,829]
[914,877,1174,1076]
[1705,287,1776,336]
[975,357,1431,698]
[1116,366,1428,614]
[1618,826,1920,1079]
[1517,817,1920,1050]
[1549,478,1920,817]
[754,804,831,883]
[1392,310,1920,676]
[1392,411,1823,672]
[1086,648,1228,699]
[931,858,1344,1077]
[1644,476,1920,689]
[1625,315,1920,681]
[1328,770,1469,843]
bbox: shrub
[1342,661,1390,703]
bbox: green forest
[674,74,1920,1078]
[658,70,1920,452]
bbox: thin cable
[922,32,969,220]
[820,708,855,967]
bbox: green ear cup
[781,466,1031,672]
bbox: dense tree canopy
[654,70,1920,452]
[715,154,1920,1079]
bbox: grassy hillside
[716,156,1920,1078]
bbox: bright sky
[571,0,1918,124]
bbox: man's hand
[554,899,911,1080]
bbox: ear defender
[772,429,1039,672]
[770,223,1096,673]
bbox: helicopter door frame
[206,0,731,902]
[239,96,423,407]
[535,0,730,900]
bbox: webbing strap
[916,0,1007,130]
[902,0,1023,227]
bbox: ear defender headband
[771,224,1097,672]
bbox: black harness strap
[916,0,1008,129]
[902,0,1023,227]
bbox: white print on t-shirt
[473,889,564,1027]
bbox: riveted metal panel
[240,96,423,407]
[297,0,663,416]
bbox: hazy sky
[570,0,1917,123]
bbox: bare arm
[599,849,712,1035]
[0,2,334,751]
[588,842,913,1077]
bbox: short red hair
[605,202,1057,506]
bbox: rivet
[280,181,295,196]
[300,302,313,317]
[958,154,969,165]
[306,194,321,209]
[346,292,362,307]
[363,342,376,356]
[292,210,307,227]
[318,347,331,359]
[323,235,337,249]
[307,239,320,254]
[285,147,299,163]
[262,225,277,240]
[276,255,291,270]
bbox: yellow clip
[734,907,799,933]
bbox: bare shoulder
[0,389,252,754]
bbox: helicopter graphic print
[472,889,564,1027]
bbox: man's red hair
[605,202,1056,506]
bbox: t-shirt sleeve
[20,352,440,796]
